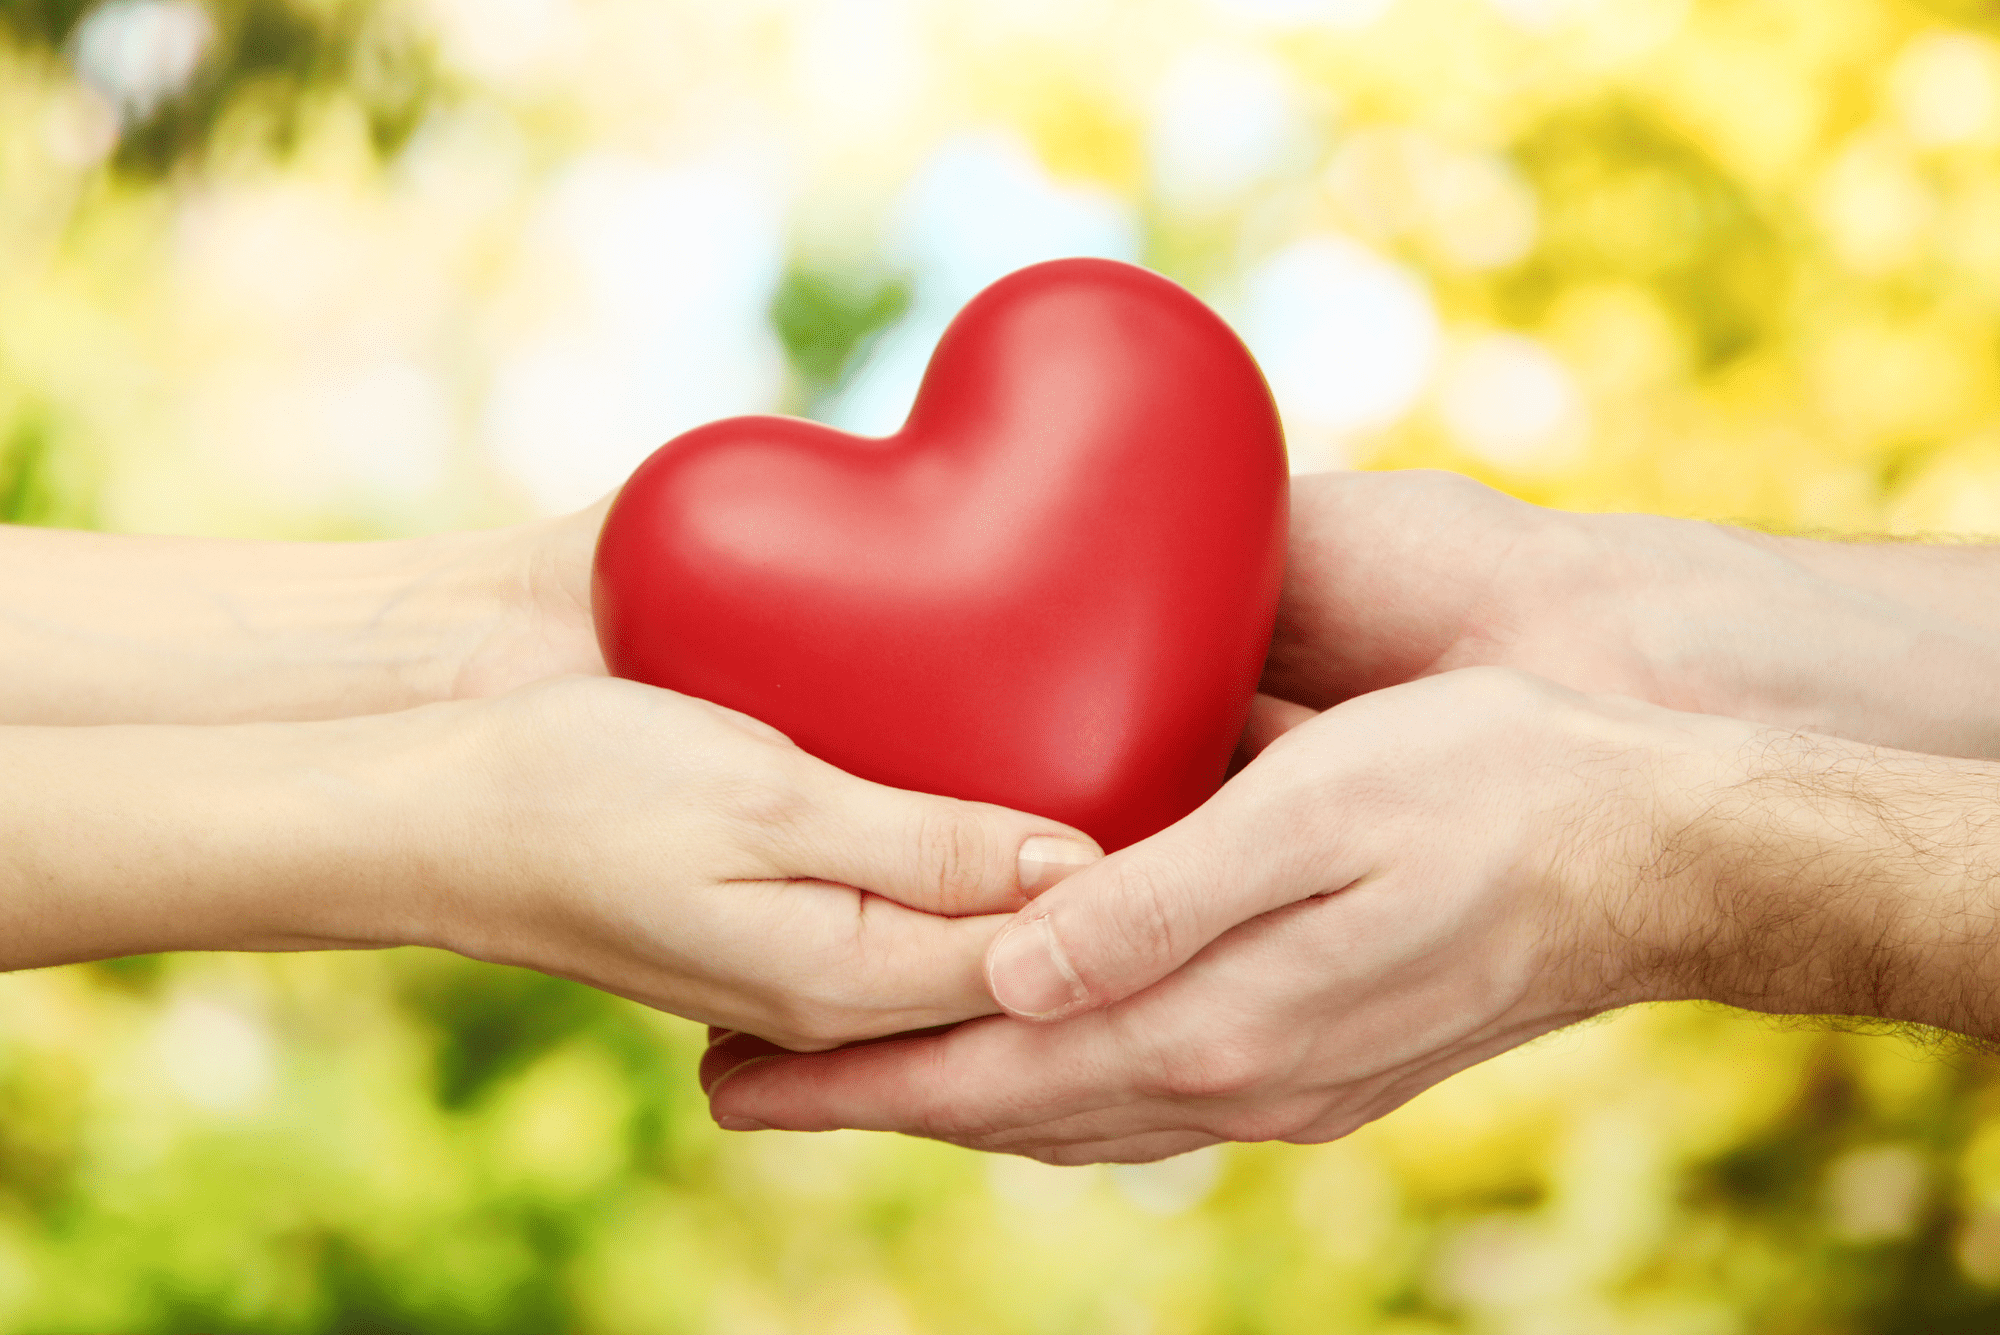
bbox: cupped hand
[392,675,1102,1050]
[705,668,1756,1158]
[1268,470,2000,757]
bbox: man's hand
[1266,470,2000,758]
[704,668,2000,1161]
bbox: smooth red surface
[592,258,1288,851]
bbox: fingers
[775,757,1104,916]
[981,734,1364,1022]
[705,1013,1242,1163]
[718,889,1015,1049]
[706,1012,1139,1140]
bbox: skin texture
[0,503,1102,1049]
[1261,471,2000,756]
[14,467,2000,1150]
[706,470,2000,1160]
[0,500,609,725]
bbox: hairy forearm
[1651,728,2000,1039]
[0,518,588,725]
[0,717,439,970]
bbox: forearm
[0,716,436,969]
[0,518,590,725]
[1570,511,2000,759]
[1743,529,2000,636]
[1647,727,2000,1039]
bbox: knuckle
[1215,1103,1318,1144]
[1143,1035,1276,1103]
[710,749,817,838]
[760,1012,853,1053]
[1099,860,1188,979]
[1454,664,1540,705]
[916,803,1001,912]
[752,984,872,1052]
[1453,665,1569,722]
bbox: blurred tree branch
[0,0,445,176]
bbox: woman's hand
[409,677,1103,1047]
[0,675,1101,1049]
[705,668,2000,1160]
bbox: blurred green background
[6,0,2000,1329]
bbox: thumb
[983,750,1362,1021]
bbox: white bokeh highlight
[155,996,274,1115]
[1109,1145,1227,1216]
[1437,331,1586,469]
[426,0,583,88]
[69,0,212,123]
[1149,48,1309,206]
[1236,235,1440,468]
[1206,0,1400,28]
[987,1156,1102,1212]
[1326,127,1539,271]
[486,152,789,513]
[788,0,927,142]
[1891,31,2000,149]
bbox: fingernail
[717,1116,770,1132]
[1018,835,1100,895]
[987,916,1086,1019]
[706,1028,740,1048]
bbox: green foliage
[769,267,912,404]
[1507,97,1785,370]
[0,403,93,528]
[0,0,442,175]
[0,0,94,48]
[393,958,619,1111]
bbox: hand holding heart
[704,469,2000,1159]
[701,670,1743,1159]
[28,254,2000,1161]
[379,677,1104,1051]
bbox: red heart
[592,258,1287,851]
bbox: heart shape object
[593,258,1287,851]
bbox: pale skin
[705,469,2000,1161]
[0,503,1102,1051]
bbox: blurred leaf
[0,403,94,528]
[769,267,912,401]
[0,0,94,46]
[393,957,617,1112]
[0,0,444,176]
